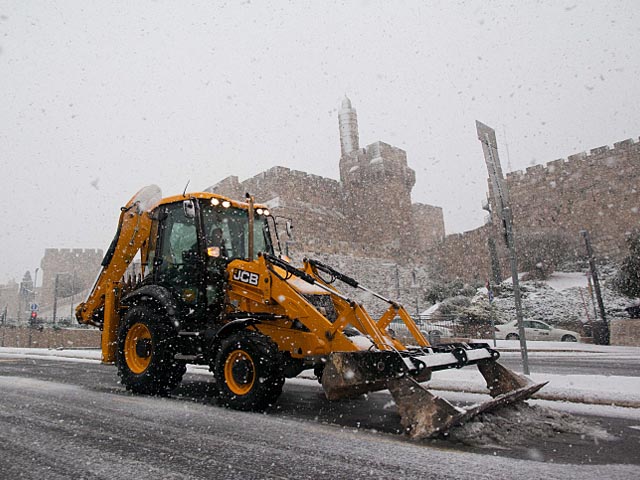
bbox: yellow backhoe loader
[76,186,545,438]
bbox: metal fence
[387,314,494,345]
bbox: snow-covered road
[0,355,639,479]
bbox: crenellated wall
[40,248,104,311]
[433,136,640,282]
[502,137,640,259]
[210,134,444,261]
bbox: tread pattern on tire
[116,304,186,395]
[211,330,284,411]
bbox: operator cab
[143,194,279,324]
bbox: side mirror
[183,199,196,219]
[285,220,293,238]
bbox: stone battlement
[246,166,341,190]
[506,136,639,184]
[43,248,103,257]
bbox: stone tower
[338,98,417,254]
[338,96,360,182]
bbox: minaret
[338,96,359,158]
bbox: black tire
[212,330,284,411]
[506,333,519,341]
[561,334,577,342]
[116,304,186,395]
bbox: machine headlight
[211,198,220,206]
[222,200,231,208]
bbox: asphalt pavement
[0,356,639,480]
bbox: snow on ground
[427,366,640,408]
[3,344,638,413]
[445,402,615,448]
[2,345,639,455]
[546,271,589,291]
[492,270,631,327]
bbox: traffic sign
[30,303,38,311]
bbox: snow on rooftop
[419,302,441,317]
[546,271,589,291]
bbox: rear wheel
[506,333,519,341]
[212,330,284,411]
[561,334,577,342]
[116,304,186,395]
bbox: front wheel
[506,333,520,341]
[116,304,186,395]
[561,334,577,342]
[212,330,284,411]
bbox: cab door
[153,200,206,319]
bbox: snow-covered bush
[613,229,640,299]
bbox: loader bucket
[321,351,430,400]
[389,363,548,439]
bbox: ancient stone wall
[503,138,640,260]
[0,326,100,348]
[39,248,104,310]
[427,224,494,282]
[210,166,349,256]
[0,281,20,320]
[412,203,446,252]
[341,142,416,252]
[610,318,640,347]
[430,136,640,282]
[294,251,437,317]
[209,100,443,264]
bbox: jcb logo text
[233,269,259,286]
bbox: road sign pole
[581,230,610,345]
[477,121,530,375]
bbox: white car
[496,320,580,342]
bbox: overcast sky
[1,1,639,284]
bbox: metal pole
[586,274,599,322]
[1,305,6,347]
[477,121,530,374]
[53,274,59,326]
[581,230,609,345]
[504,207,530,374]
[70,271,76,322]
[247,194,255,261]
[488,237,502,284]
[486,279,497,348]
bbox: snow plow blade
[389,375,547,439]
[321,347,547,438]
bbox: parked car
[496,320,580,342]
